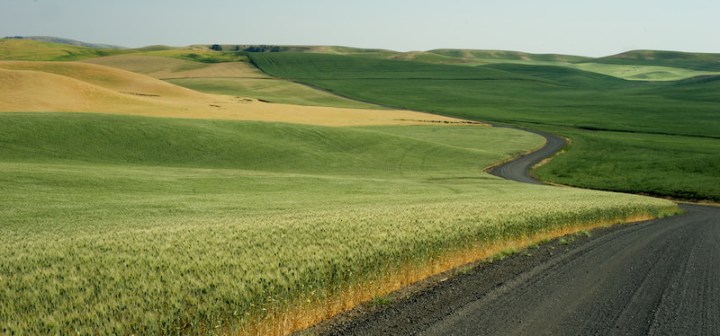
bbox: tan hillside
[0,61,467,126]
[0,61,206,99]
[0,68,157,112]
[82,54,269,79]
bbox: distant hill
[0,38,127,61]
[428,49,590,64]
[592,50,720,72]
[2,36,719,79]
[480,63,629,88]
[649,74,720,102]
[5,36,124,49]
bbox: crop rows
[0,186,676,335]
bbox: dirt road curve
[488,127,565,185]
[316,130,720,336]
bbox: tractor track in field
[307,128,720,336]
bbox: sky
[1,0,718,57]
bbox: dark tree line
[209,44,283,53]
[243,45,282,52]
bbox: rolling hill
[593,50,720,72]
[0,38,125,61]
[3,37,718,81]
[427,49,590,64]
[0,60,462,125]
[7,36,124,49]
[82,54,269,79]
[249,52,720,201]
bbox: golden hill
[0,61,466,126]
[0,61,205,98]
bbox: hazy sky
[1,0,718,56]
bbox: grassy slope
[166,77,386,109]
[0,113,494,173]
[0,61,452,126]
[0,38,246,63]
[83,53,385,109]
[82,54,264,79]
[428,49,590,64]
[0,113,676,334]
[250,52,720,201]
[0,38,126,61]
[17,36,123,49]
[386,49,720,81]
[593,50,720,72]
[569,62,720,81]
[0,61,204,98]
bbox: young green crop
[249,52,720,201]
[0,113,677,334]
[535,128,720,201]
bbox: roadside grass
[249,52,720,201]
[0,113,678,335]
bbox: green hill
[249,52,720,201]
[249,52,718,138]
[480,63,630,88]
[0,113,503,174]
[649,74,720,103]
[248,52,529,80]
[592,50,720,71]
[429,49,590,64]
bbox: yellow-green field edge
[271,208,677,336]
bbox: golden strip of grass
[233,213,656,336]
